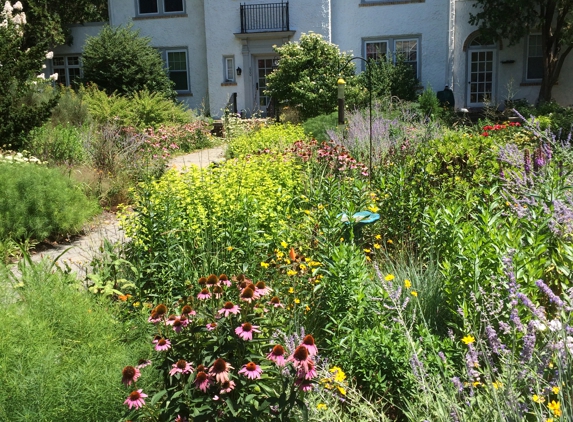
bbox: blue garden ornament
[338,211,380,242]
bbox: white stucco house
[51,0,573,118]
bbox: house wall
[332,0,450,94]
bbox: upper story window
[363,37,420,79]
[138,0,184,16]
[52,56,82,87]
[526,34,543,80]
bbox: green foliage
[265,32,357,120]
[0,161,99,241]
[302,112,338,142]
[418,84,441,118]
[0,261,150,422]
[0,3,59,150]
[83,86,189,129]
[81,24,176,99]
[228,123,306,157]
[50,86,91,127]
[25,123,87,166]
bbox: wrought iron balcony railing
[240,2,289,33]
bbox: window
[137,0,184,15]
[165,50,189,92]
[527,34,543,80]
[224,57,235,82]
[363,37,419,79]
[52,56,82,86]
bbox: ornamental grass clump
[122,273,320,421]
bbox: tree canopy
[469,0,573,102]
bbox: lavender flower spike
[535,279,564,308]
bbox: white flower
[531,320,547,332]
[42,64,46,69]
[3,1,13,14]
[549,319,563,332]
[45,51,53,59]
[49,72,58,81]
[37,73,45,79]
[12,1,22,10]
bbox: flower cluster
[481,122,521,137]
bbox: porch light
[236,67,242,76]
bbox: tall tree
[469,0,573,103]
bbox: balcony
[240,2,289,33]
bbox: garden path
[26,145,226,278]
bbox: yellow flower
[532,394,545,403]
[385,274,395,281]
[375,234,382,240]
[363,248,371,253]
[260,262,269,268]
[411,291,418,297]
[281,241,288,248]
[546,419,554,422]
[404,279,412,289]
[492,381,502,390]
[285,259,291,265]
[548,400,561,416]
[304,210,311,215]
[305,305,310,312]
[288,287,294,294]
[374,243,381,249]
[317,403,327,410]
[294,298,300,304]
[134,301,141,307]
[299,263,307,270]
[318,204,325,210]
[552,386,560,394]
[227,246,234,251]
[367,205,379,213]
[340,237,345,242]
[366,256,371,261]
[473,381,481,387]
[387,239,393,244]
[462,335,475,345]
[330,366,346,382]
[287,269,297,276]
[337,386,347,395]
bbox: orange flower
[289,247,297,261]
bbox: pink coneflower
[212,285,224,299]
[206,274,219,287]
[238,362,263,380]
[269,296,284,308]
[194,371,210,392]
[197,288,211,300]
[172,317,186,333]
[136,359,152,369]
[294,378,313,392]
[175,415,188,422]
[148,304,167,323]
[169,359,193,376]
[122,365,141,386]
[255,281,272,296]
[166,314,178,325]
[198,276,207,286]
[219,274,231,287]
[240,287,256,302]
[148,312,162,324]
[266,344,286,366]
[301,335,318,356]
[209,358,233,383]
[218,301,241,317]
[124,389,148,409]
[288,346,313,373]
[220,380,236,394]
[235,322,261,341]
[297,360,317,380]
[155,338,171,352]
[206,322,218,331]
[181,305,196,316]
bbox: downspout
[447,0,455,89]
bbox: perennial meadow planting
[2,85,573,420]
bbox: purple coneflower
[288,345,314,373]
[124,389,148,409]
[197,288,211,300]
[297,360,317,380]
[206,274,219,287]
[220,380,236,394]
[171,317,187,333]
[181,305,196,316]
[267,344,287,366]
[175,415,188,422]
[239,362,263,380]
[294,378,313,392]
[136,359,152,369]
[122,365,141,386]
[169,359,193,376]
[218,301,241,317]
[154,338,171,352]
[235,322,261,341]
[212,285,224,299]
[166,314,178,325]
[269,296,285,308]
[255,281,272,296]
[209,358,233,383]
[219,274,231,287]
[206,322,218,331]
[300,335,318,356]
[240,286,257,302]
[194,371,210,392]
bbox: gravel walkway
[26,145,226,277]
